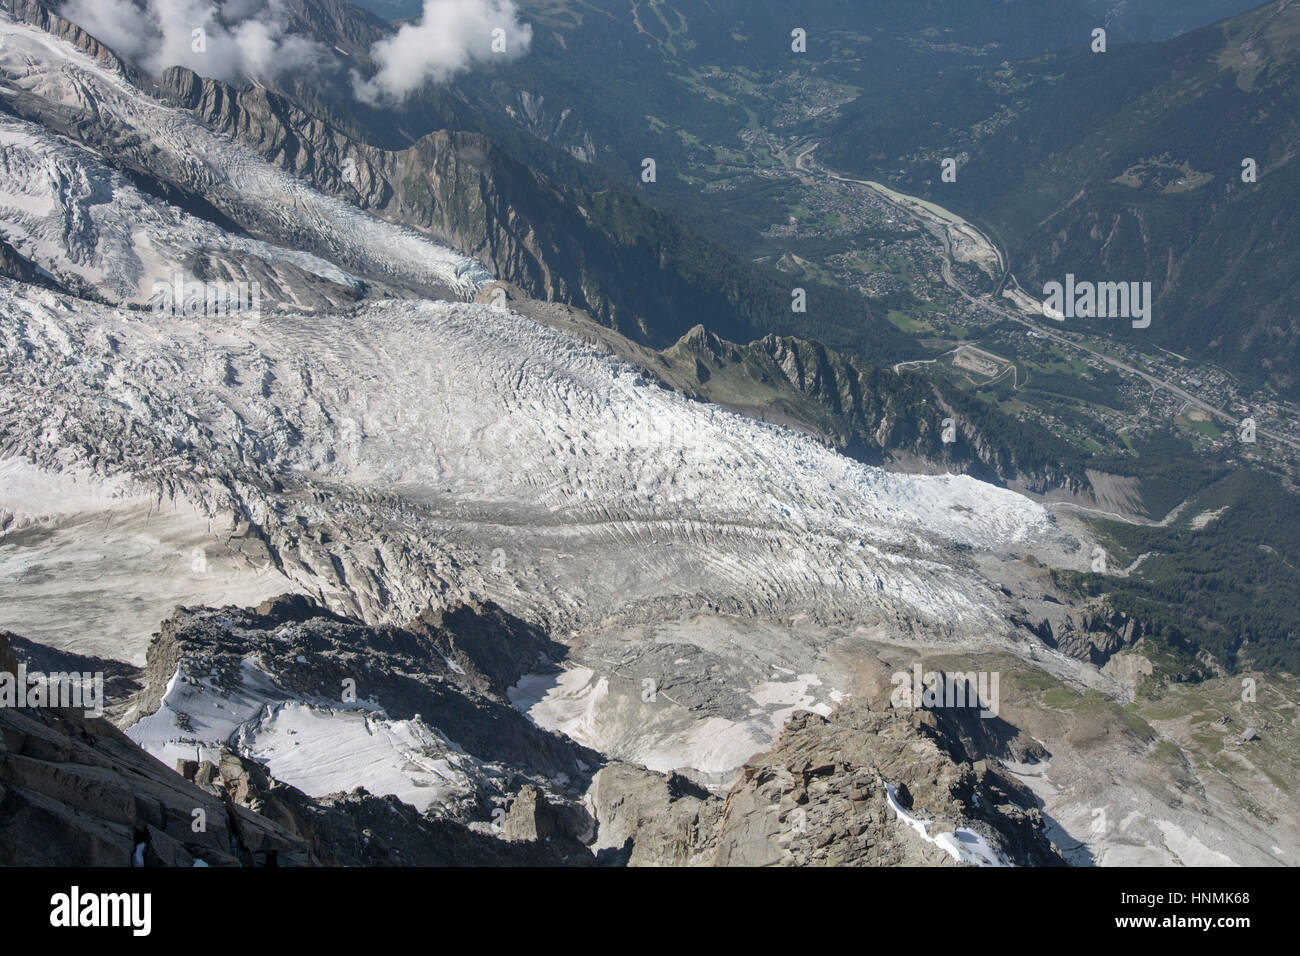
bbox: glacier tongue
[0,8,1053,656]
[0,279,1052,662]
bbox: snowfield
[126,661,496,812]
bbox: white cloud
[59,0,329,83]
[352,0,532,105]
[59,0,532,102]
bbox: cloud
[352,0,532,105]
[59,0,532,103]
[59,0,329,83]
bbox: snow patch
[885,783,1010,867]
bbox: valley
[0,0,1295,874]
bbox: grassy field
[885,309,934,332]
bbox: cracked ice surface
[0,281,1051,664]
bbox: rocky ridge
[1,598,1064,866]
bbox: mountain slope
[495,283,1093,491]
[660,325,1090,491]
[2,0,917,361]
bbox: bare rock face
[748,334,1086,493]
[1043,604,1144,667]
[502,783,592,856]
[406,601,569,700]
[587,764,723,866]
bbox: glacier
[0,4,1132,854]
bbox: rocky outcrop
[178,748,591,866]
[585,698,1063,867]
[917,673,1051,766]
[406,601,568,700]
[710,702,1062,867]
[587,763,723,866]
[1,632,142,724]
[5,0,138,80]
[1,610,600,866]
[1039,604,1144,667]
[662,327,1090,492]
[502,783,592,852]
[0,237,58,290]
